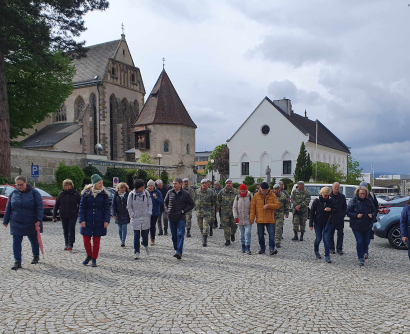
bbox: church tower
[132,69,196,180]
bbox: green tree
[83,165,102,177]
[294,142,311,182]
[346,156,363,185]
[305,153,313,182]
[206,144,229,179]
[7,49,75,139]
[280,178,293,189]
[139,153,154,164]
[104,168,127,184]
[161,171,169,186]
[134,170,148,184]
[312,162,344,183]
[0,0,109,178]
[256,177,263,184]
[55,162,85,190]
[243,176,255,186]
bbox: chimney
[305,109,307,118]
[272,97,293,117]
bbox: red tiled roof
[134,70,197,128]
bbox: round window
[261,125,270,135]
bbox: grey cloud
[267,80,323,105]
[142,0,211,22]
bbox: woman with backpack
[233,184,253,254]
[111,182,130,247]
[309,187,334,263]
[127,179,152,259]
[53,179,81,251]
[79,174,111,267]
[146,179,163,246]
[346,186,376,266]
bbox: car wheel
[387,224,408,250]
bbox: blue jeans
[134,229,149,253]
[314,223,333,256]
[118,224,128,243]
[169,220,185,255]
[13,235,39,262]
[352,229,371,259]
[257,223,275,251]
[238,224,252,246]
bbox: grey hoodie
[127,189,152,230]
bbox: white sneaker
[134,252,140,259]
[145,246,149,255]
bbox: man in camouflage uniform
[272,184,289,248]
[279,181,290,200]
[182,178,196,238]
[213,181,222,228]
[194,179,216,246]
[290,181,311,241]
[217,179,238,246]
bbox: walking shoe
[225,240,231,246]
[241,244,246,253]
[231,234,235,242]
[150,239,155,246]
[91,259,97,267]
[246,246,252,255]
[315,251,322,259]
[358,258,364,266]
[364,253,369,259]
[299,232,304,241]
[31,256,40,264]
[67,247,72,251]
[174,253,182,260]
[82,256,92,265]
[209,227,213,236]
[187,228,191,238]
[325,256,332,263]
[158,230,163,236]
[292,231,299,241]
[202,235,208,247]
[270,249,278,255]
[134,252,140,259]
[214,222,218,228]
[330,249,336,254]
[64,245,68,251]
[219,226,223,229]
[11,262,22,270]
[258,249,265,254]
[121,243,125,247]
[276,244,281,248]
[164,228,168,235]
[337,250,344,255]
[145,246,150,255]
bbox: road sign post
[113,177,119,187]
[31,164,39,187]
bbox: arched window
[75,96,85,120]
[186,144,190,155]
[90,93,98,152]
[164,141,169,153]
[120,99,127,116]
[241,153,250,176]
[282,151,292,175]
[55,103,67,122]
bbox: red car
[0,185,56,218]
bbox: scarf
[118,193,125,198]
[240,191,247,197]
[92,188,102,198]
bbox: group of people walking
[4,172,408,270]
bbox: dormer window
[111,67,116,76]
[131,73,135,82]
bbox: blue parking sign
[31,165,39,178]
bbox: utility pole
[315,120,318,181]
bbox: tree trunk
[0,52,11,178]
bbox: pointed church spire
[121,23,125,40]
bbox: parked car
[374,196,410,250]
[0,184,56,218]
[376,195,390,201]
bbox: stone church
[19,34,197,179]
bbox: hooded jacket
[53,188,81,220]
[233,191,253,225]
[78,185,111,237]
[250,189,280,224]
[127,189,152,230]
[3,184,44,236]
[346,196,376,232]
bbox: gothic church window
[75,97,85,120]
[55,103,67,122]
[164,141,169,153]
[186,144,190,155]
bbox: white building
[227,97,350,183]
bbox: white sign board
[113,177,119,187]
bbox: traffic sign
[31,165,39,178]
[113,177,119,187]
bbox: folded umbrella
[35,225,44,256]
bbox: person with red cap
[233,184,253,254]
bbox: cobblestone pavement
[0,213,410,333]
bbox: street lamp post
[211,159,215,182]
[157,154,162,177]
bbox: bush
[256,177,263,184]
[286,182,295,194]
[55,162,85,191]
[134,170,148,184]
[126,169,138,189]
[220,178,226,187]
[104,168,127,183]
[280,178,293,189]
[161,171,169,186]
[36,183,61,197]
[82,176,91,187]
[248,184,257,193]
[83,165,102,177]
[243,176,255,186]
[0,174,9,184]
[146,170,159,183]
[233,182,240,189]
[103,179,113,188]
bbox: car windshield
[35,188,53,197]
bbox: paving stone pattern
[0,213,410,333]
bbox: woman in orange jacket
[250,182,280,255]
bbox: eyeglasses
[16,183,25,187]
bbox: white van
[290,183,358,215]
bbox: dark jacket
[164,188,195,222]
[3,184,44,236]
[346,196,376,232]
[148,188,163,217]
[309,196,334,227]
[78,185,111,237]
[330,192,347,229]
[111,191,130,225]
[400,206,410,239]
[369,192,379,223]
[53,188,81,220]
[157,185,171,210]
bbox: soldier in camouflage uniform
[290,181,311,241]
[194,179,216,246]
[182,178,196,238]
[217,179,239,246]
[272,184,289,248]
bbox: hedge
[55,162,85,191]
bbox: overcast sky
[78,0,410,174]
